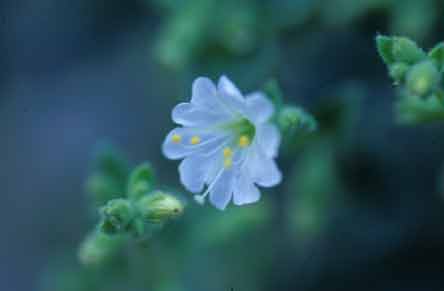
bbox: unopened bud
[406,61,440,97]
[278,106,317,133]
[137,191,184,224]
[78,231,124,266]
[389,62,409,83]
[100,198,134,234]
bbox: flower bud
[137,191,184,224]
[100,198,134,234]
[278,106,317,133]
[78,231,124,266]
[406,61,440,97]
[389,62,409,83]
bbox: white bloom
[162,76,282,210]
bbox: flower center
[223,118,255,147]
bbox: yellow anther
[171,134,182,143]
[190,136,201,145]
[224,158,232,169]
[223,147,233,158]
[238,135,250,148]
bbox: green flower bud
[277,106,317,133]
[389,62,409,83]
[127,163,155,200]
[406,60,440,97]
[78,231,124,266]
[137,191,184,224]
[391,36,425,64]
[100,198,134,234]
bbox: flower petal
[246,142,282,187]
[245,92,274,124]
[191,77,219,109]
[217,76,246,114]
[209,169,235,210]
[233,174,261,205]
[256,124,281,158]
[162,128,226,160]
[179,154,214,193]
[218,76,243,99]
[172,102,231,127]
[254,158,282,187]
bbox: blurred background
[1,0,444,290]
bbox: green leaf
[377,35,426,66]
[127,163,156,200]
[429,42,444,71]
[86,144,130,206]
[262,79,284,111]
[376,35,395,65]
[391,36,425,64]
[388,62,409,84]
[78,231,126,266]
[396,94,444,124]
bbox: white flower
[162,76,282,210]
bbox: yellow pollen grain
[190,136,201,145]
[238,135,250,148]
[223,147,233,158]
[171,134,182,143]
[224,158,232,169]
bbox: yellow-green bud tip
[137,191,184,224]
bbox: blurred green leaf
[390,0,437,41]
[376,35,396,65]
[127,163,156,200]
[85,144,130,206]
[286,142,340,238]
[396,94,444,124]
[429,43,444,71]
[78,231,127,267]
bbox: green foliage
[376,35,425,66]
[78,231,126,266]
[396,94,444,124]
[151,0,441,76]
[286,142,339,238]
[390,0,437,41]
[127,163,155,200]
[263,79,284,111]
[278,106,317,133]
[85,144,130,206]
[263,80,317,148]
[429,43,444,71]
[100,199,135,235]
[80,150,185,267]
[376,35,444,124]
